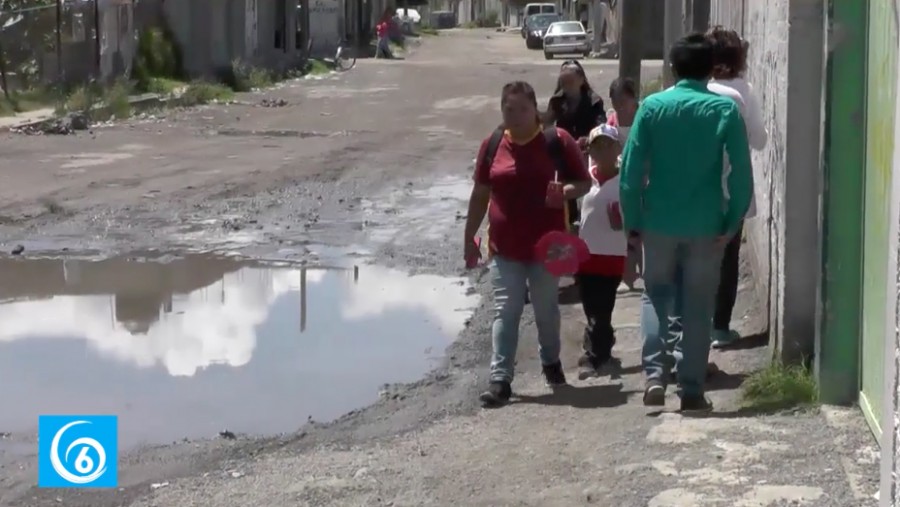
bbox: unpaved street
[0,30,881,507]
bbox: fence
[0,0,135,93]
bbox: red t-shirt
[474,128,590,263]
[376,22,388,37]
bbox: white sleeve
[743,83,768,151]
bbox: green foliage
[179,81,233,106]
[464,10,500,28]
[132,26,184,92]
[0,86,57,116]
[741,361,818,412]
[223,58,273,92]
[305,59,330,75]
[57,80,133,120]
[144,77,186,96]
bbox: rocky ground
[0,29,881,507]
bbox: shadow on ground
[514,383,635,409]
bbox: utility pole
[55,0,62,81]
[93,0,101,80]
[662,0,683,87]
[691,0,710,33]
[618,0,644,89]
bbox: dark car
[524,13,561,49]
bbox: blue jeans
[489,255,561,383]
[640,233,723,397]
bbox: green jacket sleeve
[619,104,651,232]
[722,105,754,235]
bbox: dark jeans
[577,273,622,365]
[713,221,743,331]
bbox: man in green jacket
[619,33,753,412]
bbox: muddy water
[0,254,479,447]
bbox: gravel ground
[0,29,880,507]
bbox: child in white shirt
[576,124,627,378]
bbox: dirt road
[0,30,880,507]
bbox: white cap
[588,124,620,145]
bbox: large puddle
[0,253,479,448]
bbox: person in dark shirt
[545,60,606,230]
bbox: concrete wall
[161,0,306,78]
[887,216,900,505]
[709,0,825,363]
[309,0,341,56]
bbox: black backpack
[481,126,568,177]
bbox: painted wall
[309,0,341,56]
[709,0,824,364]
[883,35,900,507]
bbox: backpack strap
[543,127,567,177]
[481,126,505,175]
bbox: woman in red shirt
[464,81,592,406]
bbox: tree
[0,0,57,94]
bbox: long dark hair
[553,60,596,97]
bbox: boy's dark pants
[577,273,622,366]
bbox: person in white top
[576,124,628,379]
[606,77,643,291]
[704,26,768,348]
[662,28,769,377]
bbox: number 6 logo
[49,421,108,484]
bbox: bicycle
[307,36,357,72]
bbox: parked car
[543,21,591,59]
[396,8,421,34]
[524,13,561,49]
[396,8,421,24]
[520,2,557,38]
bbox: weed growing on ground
[58,81,132,120]
[145,77,187,96]
[0,87,58,116]
[60,84,101,115]
[39,198,65,215]
[180,81,234,106]
[225,59,274,92]
[741,361,818,412]
[306,59,331,75]
[418,26,439,35]
[464,10,500,28]
[98,81,132,120]
[132,26,184,92]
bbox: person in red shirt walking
[465,81,592,407]
[375,9,394,59]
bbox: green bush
[465,10,501,28]
[741,361,818,412]
[133,26,184,92]
[59,80,133,120]
[225,59,273,92]
[180,81,234,106]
